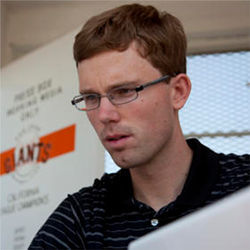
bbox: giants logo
[0,124,75,182]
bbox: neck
[129,132,193,212]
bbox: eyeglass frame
[71,74,176,111]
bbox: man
[29,4,250,249]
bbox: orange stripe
[38,124,75,161]
[0,148,15,175]
[0,124,76,176]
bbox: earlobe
[171,74,191,110]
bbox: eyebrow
[79,80,140,95]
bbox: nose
[97,96,121,124]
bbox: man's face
[77,44,178,169]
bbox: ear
[170,74,191,110]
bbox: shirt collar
[174,138,220,206]
[106,138,220,210]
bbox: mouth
[106,135,129,141]
[104,134,131,149]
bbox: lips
[104,134,131,149]
[106,135,129,141]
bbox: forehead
[77,44,161,91]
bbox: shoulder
[28,196,83,249]
[212,152,250,197]
[70,171,122,205]
[60,170,124,215]
[29,171,122,249]
[218,153,250,176]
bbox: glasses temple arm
[135,75,172,92]
[71,96,84,105]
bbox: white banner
[0,29,104,250]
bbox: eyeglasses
[71,74,173,111]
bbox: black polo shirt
[29,139,250,249]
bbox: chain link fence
[106,51,250,173]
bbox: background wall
[1,29,105,249]
[1,0,250,67]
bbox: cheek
[130,99,164,130]
[137,96,173,131]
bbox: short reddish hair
[73,4,187,75]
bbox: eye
[113,88,134,97]
[84,94,99,103]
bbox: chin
[110,154,131,169]
[112,155,144,170]
[109,149,149,169]
[113,159,131,169]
